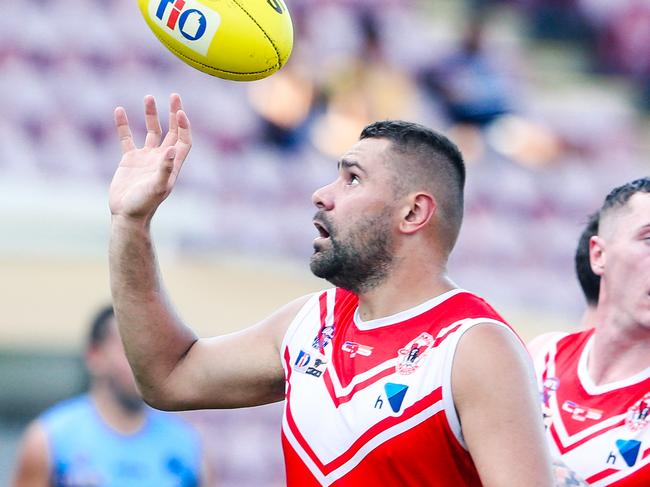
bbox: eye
[347,174,360,186]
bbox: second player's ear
[85,345,105,375]
[589,235,606,276]
[400,193,436,235]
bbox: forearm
[109,215,198,404]
[552,459,589,487]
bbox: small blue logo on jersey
[294,349,327,378]
[295,350,311,368]
[616,439,641,467]
[312,325,335,351]
[384,383,409,413]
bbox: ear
[589,235,605,277]
[85,345,103,376]
[399,192,436,235]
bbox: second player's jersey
[531,329,650,486]
[40,395,202,487]
[281,287,516,486]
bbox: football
[137,0,294,81]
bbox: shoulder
[452,322,532,402]
[446,290,510,324]
[40,395,92,432]
[456,321,527,364]
[12,419,51,485]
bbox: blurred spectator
[419,15,513,128]
[521,0,593,42]
[593,0,650,111]
[309,8,420,157]
[248,8,319,153]
[12,305,211,487]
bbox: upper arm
[157,294,312,410]
[452,323,554,487]
[12,421,50,487]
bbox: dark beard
[310,209,394,294]
[109,379,145,414]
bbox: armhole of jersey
[280,291,323,374]
[528,331,570,383]
[441,318,521,450]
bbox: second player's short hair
[359,120,466,251]
[600,177,650,216]
[87,305,116,349]
[575,213,600,307]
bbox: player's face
[309,137,399,293]
[599,193,650,328]
[89,321,143,411]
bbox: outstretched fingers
[176,110,192,148]
[144,95,162,148]
[162,93,183,148]
[114,107,136,154]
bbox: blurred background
[1,0,649,484]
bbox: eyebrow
[338,158,367,174]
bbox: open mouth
[313,220,330,240]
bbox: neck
[588,306,650,385]
[90,385,146,435]
[356,255,456,321]
[579,306,598,329]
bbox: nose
[312,182,335,210]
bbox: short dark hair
[87,305,115,348]
[359,120,466,250]
[575,213,600,306]
[601,177,650,215]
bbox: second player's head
[310,120,465,293]
[86,305,143,412]
[590,177,650,327]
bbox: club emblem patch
[626,392,650,432]
[396,332,434,375]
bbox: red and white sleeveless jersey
[280,287,515,486]
[531,329,650,486]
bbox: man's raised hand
[109,94,192,221]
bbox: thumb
[155,147,177,190]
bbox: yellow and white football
[138,0,294,81]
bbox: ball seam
[155,30,277,76]
[230,0,282,68]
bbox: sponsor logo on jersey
[150,0,221,55]
[294,349,328,378]
[626,392,650,432]
[384,383,409,413]
[541,377,560,403]
[312,325,335,352]
[616,439,641,467]
[561,400,603,421]
[341,341,373,358]
[396,332,433,375]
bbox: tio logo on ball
[151,0,221,55]
[156,0,205,40]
